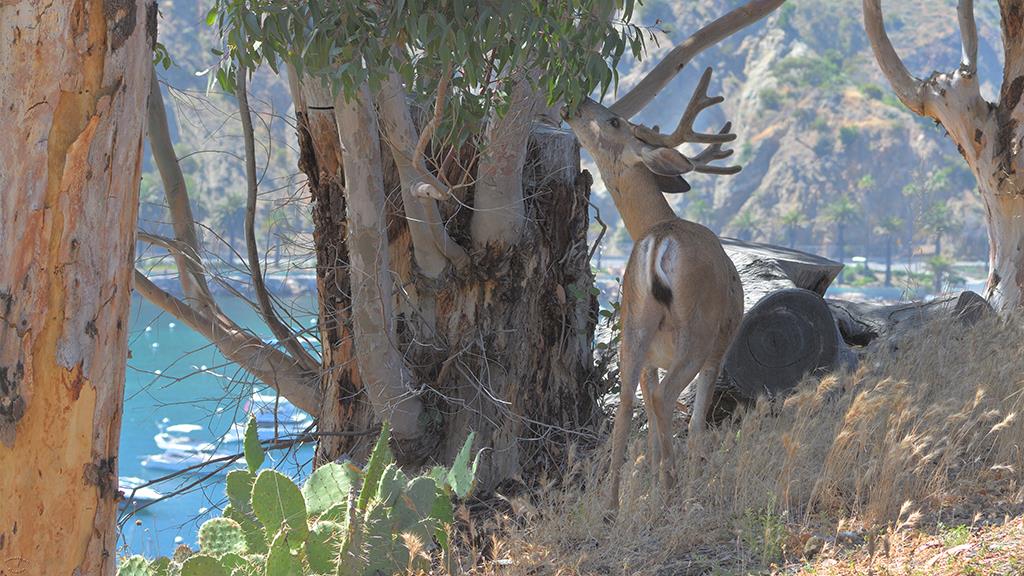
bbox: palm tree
[822,195,860,283]
[927,255,954,295]
[733,210,760,242]
[779,207,805,248]
[875,216,903,287]
[213,191,247,261]
[921,201,958,258]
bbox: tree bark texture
[0,0,154,573]
[298,115,598,489]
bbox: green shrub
[859,83,884,100]
[839,125,860,147]
[117,417,479,576]
[760,88,783,111]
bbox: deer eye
[608,117,621,129]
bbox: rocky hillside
[151,0,998,264]
[588,0,999,262]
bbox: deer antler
[632,67,736,148]
[691,122,741,175]
[610,0,785,119]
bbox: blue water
[117,293,318,558]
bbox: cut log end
[724,288,841,399]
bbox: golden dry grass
[460,316,1024,575]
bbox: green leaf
[305,521,345,573]
[197,517,247,556]
[251,470,309,544]
[301,462,358,519]
[447,431,479,499]
[243,416,264,473]
[179,555,228,576]
[116,556,153,576]
[358,422,393,511]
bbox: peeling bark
[864,0,1024,313]
[0,0,153,572]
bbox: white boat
[221,418,308,445]
[154,423,216,453]
[119,476,163,511]
[141,448,236,474]
[245,392,312,429]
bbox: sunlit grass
[460,315,1024,575]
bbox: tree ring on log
[724,288,838,400]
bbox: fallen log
[827,290,993,349]
[681,238,852,421]
[676,240,995,424]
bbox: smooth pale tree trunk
[864,0,1024,313]
[0,0,153,573]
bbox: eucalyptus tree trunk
[290,77,598,488]
[864,0,1024,313]
[0,0,153,572]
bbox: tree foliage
[206,0,650,143]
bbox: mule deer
[562,0,783,508]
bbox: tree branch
[333,83,426,440]
[609,0,785,119]
[470,69,539,247]
[377,70,469,275]
[958,0,978,76]
[236,70,321,374]
[147,72,214,309]
[133,270,321,415]
[862,0,927,115]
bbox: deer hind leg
[652,354,702,491]
[609,323,657,512]
[688,345,730,452]
[638,368,661,473]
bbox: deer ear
[639,145,694,176]
[653,173,691,194]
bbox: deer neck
[607,172,680,240]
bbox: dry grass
[461,316,1024,575]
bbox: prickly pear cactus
[179,554,228,576]
[116,556,153,576]
[122,421,479,576]
[197,517,247,556]
[252,469,309,543]
[302,462,357,520]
